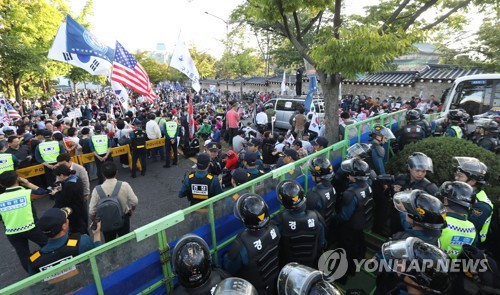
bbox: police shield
[277,262,342,295]
[213,277,258,295]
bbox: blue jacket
[178,170,222,199]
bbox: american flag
[51,96,64,111]
[0,99,21,120]
[111,41,155,103]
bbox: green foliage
[133,51,169,84]
[189,47,217,79]
[387,137,500,200]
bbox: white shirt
[145,120,161,139]
[256,112,268,125]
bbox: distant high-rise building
[156,43,166,51]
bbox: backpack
[95,181,124,232]
[117,130,131,146]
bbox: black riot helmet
[277,263,343,295]
[276,180,305,210]
[172,234,212,288]
[370,125,395,139]
[407,152,434,172]
[382,237,451,294]
[234,193,270,230]
[213,277,258,295]
[447,109,468,124]
[406,109,420,122]
[437,181,475,209]
[309,157,334,180]
[341,158,370,180]
[345,143,372,160]
[393,190,447,230]
[453,157,488,184]
[476,119,500,135]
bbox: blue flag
[66,15,114,63]
[175,82,183,91]
[304,74,317,113]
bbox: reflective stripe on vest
[38,141,60,164]
[451,126,463,139]
[475,190,493,243]
[165,122,177,138]
[0,154,15,174]
[0,188,35,234]
[439,216,476,259]
[91,135,109,155]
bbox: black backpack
[455,244,500,295]
[95,181,124,232]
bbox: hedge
[386,137,500,201]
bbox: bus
[440,74,500,116]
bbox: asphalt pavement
[0,154,196,288]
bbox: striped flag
[0,99,21,120]
[52,96,64,111]
[111,41,155,103]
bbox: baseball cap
[282,148,298,161]
[196,153,211,170]
[247,138,261,147]
[292,140,302,147]
[23,133,34,142]
[207,142,220,152]
[312,136,329,148]
[244,151,258,166]
[94,125,102,132]
[43,130,53,138]
[232,168,249,185]
[37,207,72,236]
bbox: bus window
[493,81,500,108]
[451,80,493,115]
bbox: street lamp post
[205,11,229,92]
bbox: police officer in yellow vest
[35,130,65,186]
[437,181,477,259]
[163,113,178,169]
[453,157,492,244]
[0,170,48,272]
[0,140,19,175]
[445,109,467,138]
[90,125,112,184]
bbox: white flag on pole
[48,23,112,76]
[170,38,201,92]
[111,80,129,110]
[308,112,320,134]
[286,133,295,146]
[280,71,286,95]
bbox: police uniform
[335,181,373,276]
[172,268,229,295]
[0,153,18,174]
[416,118,432,137]
[445,125,464,138]
[29,233,81,274]
[305,180,337,230]
[130,128,147,177]
[475,136,500,153]
[439,212,476,259]
[469,190,493,243]
[398,123,425,150]
[370,140,386,175]
[273,209,325,268]
[0,186,47,272]
[246,167,265,181]
[164,120,179,168]
[35,139,64,185]
[90,134,112,185]
[223,224,280,294]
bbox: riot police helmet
[406,109,420,122]
[172,234,212,288]
[370,125,395,139]
[276,180,305,210]
[234,193,270,230]
[407,152,434,173]
[382,237,451,294]
[340,158,370,180]
[447,109,468,123]
[437,181,475,209]
[309,157,334,180]
[453,156,488,184]
[393,190,447,230]
[277,263,343,295]
[476,119,500,135]
[213,278,258,295]
[345,143,372,160]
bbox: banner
[48,23,112,76]
[170,38,201,92]
[66,15,114,63]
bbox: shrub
[386,137,500,201]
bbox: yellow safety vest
[91,135,109,155]
[473,190,493,243]
[165,121,178,138]
[439,214,476,259]
[38,141,60,164]
[0,187,35,235]
[0,153,15,174]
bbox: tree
[233,0,493,143]
[134,51,169,84]
[0,0,69,104]
[189,47,217,79]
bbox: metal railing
[1,111,412,295]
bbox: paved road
[0,154,196,288]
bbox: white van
[263,97,325,129]
[441,74,500,116]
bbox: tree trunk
[318,70,341,144]
[13,72,22,105]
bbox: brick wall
[341,81,452,101]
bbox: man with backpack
[88,162,138,242]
